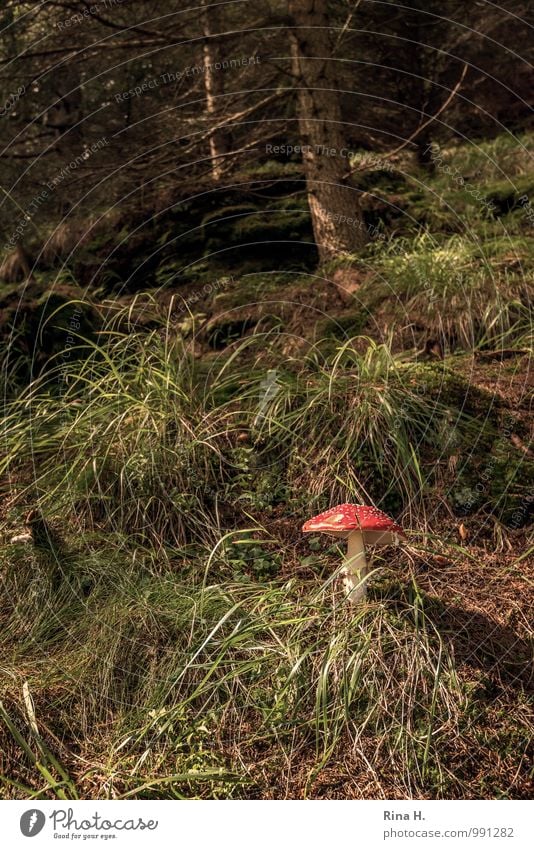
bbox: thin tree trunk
[201,1,229,181]
[289,0,366,262]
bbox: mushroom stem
[343,530,368,602]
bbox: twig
[344,62,468,180]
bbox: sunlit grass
[0,537,470,799]
[1,123,532,799]
[362,233,532,349]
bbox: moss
[356,168,409,193]
[206,316,260,349]
[201,203,260,228]
[210,272,293,310]
[403,363,502,425]
[470,234,534,263]
[485,174,534,216]
[234,209,311,241]
[406,192,462,232]
[318,311,371,342]
[488,452,534,527]
[200,199,315,273]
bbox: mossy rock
[356,167,409,193]
[234,209,311,241]
[488,451,534,527]
[201,200,312,244]
[204,310,282,350]
[485,175,534,216]
[202,203,316,271]
[201,203,260,231]
[211,272,293,311]
[403,363,502,426]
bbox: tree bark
[201,0,230,181]
[289,0,366,262]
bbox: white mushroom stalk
[343,529,368,602]
[302,503,406,605]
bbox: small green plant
[223,536,281,581]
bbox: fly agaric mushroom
[302,503,406,603]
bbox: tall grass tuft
[0,297,529,800]
[362,233,532,350]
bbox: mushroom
[302,503,406,603]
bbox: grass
[0,131,532,800]
[0,544,476,799]
[360,232,532,350]
[433,133,533,182]
[0,534,531,799]
[2,306,502,539]
[1,301,531,799]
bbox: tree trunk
[289,0,366,262]
[201,1,230,181]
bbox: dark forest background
[0,1,532,802]
[0,0,532,291]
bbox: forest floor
[0,132,532,799]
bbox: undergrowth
[0,131,532,801]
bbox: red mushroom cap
[302,502,405,540]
